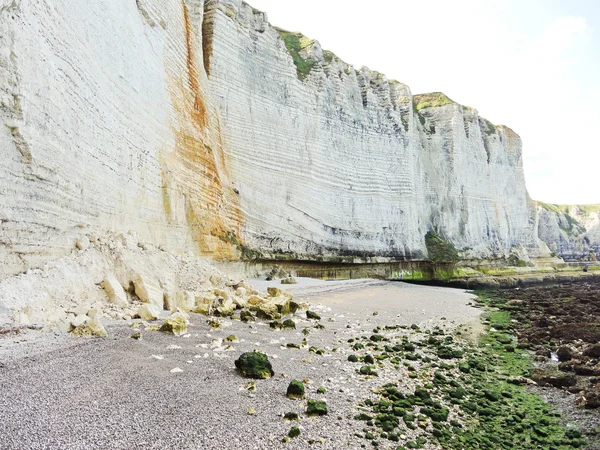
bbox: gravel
[0,280,479,450]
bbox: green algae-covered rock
[286,380,305,399]
[282,319,296,329]
[307,399,328,416]
[306,310,321,320]
[159,312,188,336]
[359,365,378,376]
[70,319,107,338]
[288,426,301,438]
[240,309,255,322]
[235,351,274,379]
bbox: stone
[256,303,281,320]
[281,277,298,285]
[288,426,300,438]
[240,310,255,322]
[75,236,90,250]
[306,399,328,416]
[131,332,142,340]
[267,287,282,297]
[247,295,267,307]
[286,380,305,399]
[71,314,89,328]
[584,344,600,358]
[557,346,574,361]
[70,319,107,337]
[235,352,274,379]
[102,275,129,307]
[166,291,195,312]
[133,274,164,309]
[193,303,211,316]
[235,287,247,297]
[136,304,161,321]
[87,308,102,319]
[306,310,321,320]
[159,312,188,336]
[281,319,296,329]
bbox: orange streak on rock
[159,2,243,260]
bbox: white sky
[246,0,600,205]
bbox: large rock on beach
[235,352,274,379]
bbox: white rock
[71,314,89,328]
[136,304,161,321]
[75,236,90,250]
[170,367,183,373]
[133,274,164,309]
[102,275,129,307]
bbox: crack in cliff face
[182,0,208,131]
[201,0,216,76]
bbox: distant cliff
[0,0,546,281]
[537,203,600,261]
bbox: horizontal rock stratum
[1,0,549,283]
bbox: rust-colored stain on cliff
[182,0,208,131]
[159,1,243,260]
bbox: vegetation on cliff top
[275,28,316,80]
[413,92,455,111]
[538,201,600,217]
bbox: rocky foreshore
[1,280,597,449]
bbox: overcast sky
[247,0,599,205]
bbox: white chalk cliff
[1,0,545,284]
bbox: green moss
[235,351,274,379]
[425,231,460,264]
[481,118,496,135]
[286,380,305,399]
[413,92,454,111]
[275,28,316,80]
[306,399,328,416]
[323,49,336,63]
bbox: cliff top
[413,92,455,111]
[538,202,600,217]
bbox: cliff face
[0,0,242,280]
[537,203,600,261]
[205,0,540,261]
[0,0,542,281]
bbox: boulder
[235,287,247,297]
[584,344,600,358]
[159,311,188,335]
[70,319,107,337]
[165,291,195,312]
[235,352,274,379]
[256,302,281,320]
[133,274,164,308]
[70,314,89,328]
[306,399,328,416]
[247,295,267,307]
[281,277,298,285]
[286,380,305,399]
[306,310,321,320]
[240,310,255,322]
[136,304,161,321]
[193,303,211,316]
[102,275,128,307]
[557,346,574,362]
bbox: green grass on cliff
[538,202,600,217]
[275,28,316,80]
[413,92,455,111]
